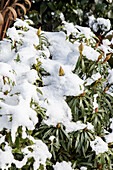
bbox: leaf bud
[79,42,84,56]
[59,66,64,76]
[57,123,61,128]
[95,108,98,113]
[104,86,109,93]
[96,54,103,63]
[37,27,41,36]
[102,54,111,64]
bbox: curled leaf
[0,13,4,25]
[13,3,26,16]
[6,6,17,21]
[24,0,31,10]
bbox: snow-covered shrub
[89,15,111,33]
[0,19,52,169]
[0,17,113,170]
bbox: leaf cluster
[28,0,113,31]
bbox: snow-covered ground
[0,17,113,169]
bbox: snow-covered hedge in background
[0,16,113,169]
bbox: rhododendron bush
[0,16,113,169]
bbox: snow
[89,15,111,32]
[14,137,52,170]
[65,121,94,133]
[14,18,30,28]
[7,27,20,43]
[105,133,113,143]
[90,136,108,155]
[49,135,56,142]
[108,69,113,84]
[0,16,113,169]
[0,62,16,92]
[75,25,94,40]
[97,18,111,31]
[82,45,100,61]
[53,161,73,170]
[80,167,87,170]
[0,143,14,170]
[85,72,101,86]
[0,135,5,144]
[62,21,79,36]
[93,94,98,112]
[104,118,113,143]
[0,40,15,62]
[60,13,65,22]
[0,96,38,142]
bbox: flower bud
[80,92,87,97]
[57,123,61,128]
[59,66,64,76]
[104,86,109,93]
[96,54,103,63]
[102,54,111,64]
[37,27,41,36]
[95,108,98,113]
[79,42,84,56]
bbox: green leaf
[104,98,113,112]
[105,153,110,167]
[80,132,84,146]
[47,2,56,10]
[94,153,101,160]
[71,98,78,113]
[59,130,64,141]
[50,145,56,160]
[36,88,43,95]
[98,62,102,74]
[81,58,85,72]
[40,2,47,14]
[15,136,20,148]
[89,63,96,72]
[82,145,86,157]
[75,133,80,149]
[92,35,100,42]
[67,138,72,151]
[100,154,105,166]
[87,131,94,140]
[15,53,20,62]
[85,140,89,152]
[79,162,93,166]
[43,128,54,139]
[75,55,81,70]
[80,98,84,114]
[60,125,70,139]
[61,140,66,150]
[83,98,90,110]
[12,148,22,154]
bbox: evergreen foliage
[28,0,113,31]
